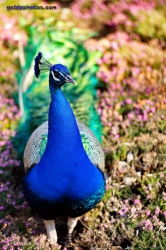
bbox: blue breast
[22,87,105,220]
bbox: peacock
[22,52,106,245]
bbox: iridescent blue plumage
[50,64,70,75]
[34,52,42,78]
[23,53,105,244]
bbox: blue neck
[45,84,83,156]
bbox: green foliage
[136,9,166,41]
[158,119,166,134]
[115,145,129,161]
[15,220,27,234]
[132,230,166,250]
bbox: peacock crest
[34,52,52,78]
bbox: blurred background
[0,0,166,249]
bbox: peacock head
[49,64,76,88]
[34,52,76,88]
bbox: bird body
[23,88,105,219]
[22,52,105,244]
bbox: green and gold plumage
[24,120,105,173]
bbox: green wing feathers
[38,133,91,158]
[80,134,91,157]
[24,121,105,172]
[39,134,48,157]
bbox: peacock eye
[54,71,60,78]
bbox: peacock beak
[65,74,77,85]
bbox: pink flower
[146,88,151,94]
[142,114,148,122]
[0,141,6,147]
[163,211,166,217]
[133,199,140,204]
[142,219,153,230]
[114,134,120,139]
[160,173,164,178]
[150,107,156,114]
[155,207,160,215]
[97,58,103,65]
[111,41,118,50]
[125,98,132,104]
[137,114,143,121]
[127,113,134,120]
[146,66,152,71]
[7,113,13,119]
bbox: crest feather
[34,52,52,78]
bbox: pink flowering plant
[96,32,166,142]
[71,0,165,36]
[0,95,22,219]
[78,171,166,249]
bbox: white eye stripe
[51,69,69,81]
[54,69,68,79]
[51,71,60,81]
[59,71,66,79]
